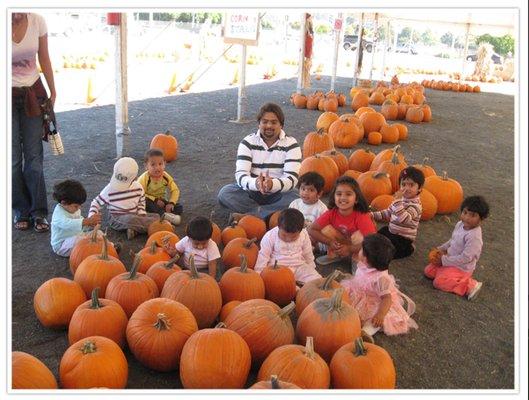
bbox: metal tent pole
[352,12,364,87]
[236,44,248,122]
[331,12,343,91]
[296,13,306,93]
[115,12,130,158]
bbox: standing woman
[12,12,56,232]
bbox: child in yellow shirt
[137,148,182,225]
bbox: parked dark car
[343,34,373,52]
[466,52,503,64]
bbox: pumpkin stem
[188,255,200,279]
[270,375,280,389]
[165,130,171,135]
[81,340,97,354]
[149,241,158,255]
[215,322,226,329]
[317,127,325,135]
[354,337,367,357]
[321,270,339,290]
[239,254,248,273]
[153,313,171,331]
[304,336,316,360]
[422,157,430,166]
[374,172,390,180]
[100,235,110,261]
[330,288,344,310]
[128,255,141,280]
[272,260,279,270]
[164,255,180,270]
[89,225,100,243]
[89,287,102,309]
[277,302,296,319]
[442,170,448,180]
[390,149,400,164]
[244,238,257,248]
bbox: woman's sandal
[14,217,30,231]
[33,217,50,233]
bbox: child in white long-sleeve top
[255,208,321,284]
[289,172,328,227]
[371,167,424,259]
[425,195,489,300]
[88,157,167,239]
[50,180,101,256]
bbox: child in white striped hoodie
[370,167,424,259]
[88,157,176,239]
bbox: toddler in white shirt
[289,171,328,227]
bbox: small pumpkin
[380,123,400,144]
[250,375,300,389]
[267,210,282,230]
[257,336,330,389]
[360,112,386,134]
[380,100,398,120]
[12,351,58,389]
[137,241,172,274]
[69,228,119,275]
[219,300,242,322]
[413,157,437,178]
[68,287,128,348]
[351,91,369,111]
[105,255,160,318]
[321,149,349,175]
[293,93,307,109]
[147,214,174,237]
[299,154,340,193]
[126,297,198,371]
[211,221,222,246]
[146,256,182,293]
[348,148,375,172]
[150,130,179,162]
[180,322,251,389]
[356,171,393,204]
[161,255,222,329]
[219,255,266,304]
[393,123,408,141]
[221,222,247,246]
[328,119,361,148]
[423,171,464,214]
[370,145,406,171]
[419,188,438,221]
[405,106,424,124]
[376,148,409,193]
[421,104,432,122]
[145,231,180,249]
[354,106,375,118]
[295,270,348,316]
[59,336,128,389]
[260,261,297,306]
[368,91,385,105]
[370,194,395,211]
[367,131,382,145]
[330,338,396,389]
[221,237,259,269]
[33,277,87,329]
[316,112,339,132]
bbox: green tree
[397,27,411,45]
[440,32,454,47]
[420,28,437,46]
[475,33,515,56]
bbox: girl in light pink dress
[341,233,418,337]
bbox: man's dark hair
[52,180,87,205]
[186,216,213,241]
[144,148,165,163]
[297,171,325,193]
[362,233,395,271]
[461,195,490,219]
[278,208,305,233]
[257,102,285,127]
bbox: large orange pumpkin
[69,228,119,275]
[423,171,464,214]
[321,149,349,175]
[298,154,340,193]
[33,277,87,329]
[295,270,349,317]
[348,148,375,172]
[413,157,437,178]
[68,287,128,348]
[224,299,295,365]
[380,123,400,144]
[105,256,159,318]
[145,256,182,293]
[257,336,330,389]
[136,241,172,274]
[419,188,438,221]
[368,91,385,105]
[238,214,267,241]
[370,194,395,211]
[221,222,247,246]
[328,118,361,148]
[260,261,297,306]
[73,236,127,298]
[150,130,179,162]
[360,112,386,134]
[380,101,398,120]
[302,128,334,158]
[180,323,251,389]
[376,149,409,193]
[296,289,361,362]
[161,255,222,329]
[351,91,369,111]
[211,221,222,246]
[221,237,259,269]
[356,171,393,204]
[60,336,128,389]
[126,297,198,371]
[219,255,265,304]
[147,214,174,237]
[145,231,180,249]
[370,145,405,171]
[293,93,307,108]
[316,111,339,132]
[12,351,58,389]
[405,106,424,124]
[330,338,396,389]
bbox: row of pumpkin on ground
[21,245,395,390]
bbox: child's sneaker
[467,281,483,301]
[164,212,181,226]
[361,329,375,344]
[126,229,137,240]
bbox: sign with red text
[223,12,260,46]
[334,18,343,31]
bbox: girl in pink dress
[341,233,418,338]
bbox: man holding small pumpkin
[217,103,301,220]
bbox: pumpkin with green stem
[137,241,172,274]
[219,255,265,304]
[146,256,182,292]
[261,261,297,306]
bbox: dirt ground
[11,76,515,390]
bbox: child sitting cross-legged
[137,148,182,225]
[289,171,328,228]
[425,195,490,301]
[163,216,221,278]
[50,179,102,257]
[340,233,418,340]
[254,208,322,285]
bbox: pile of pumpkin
[299,144,464,219]
[290,90,347,112]
[422,79,481,93]
[17,211,399,390]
